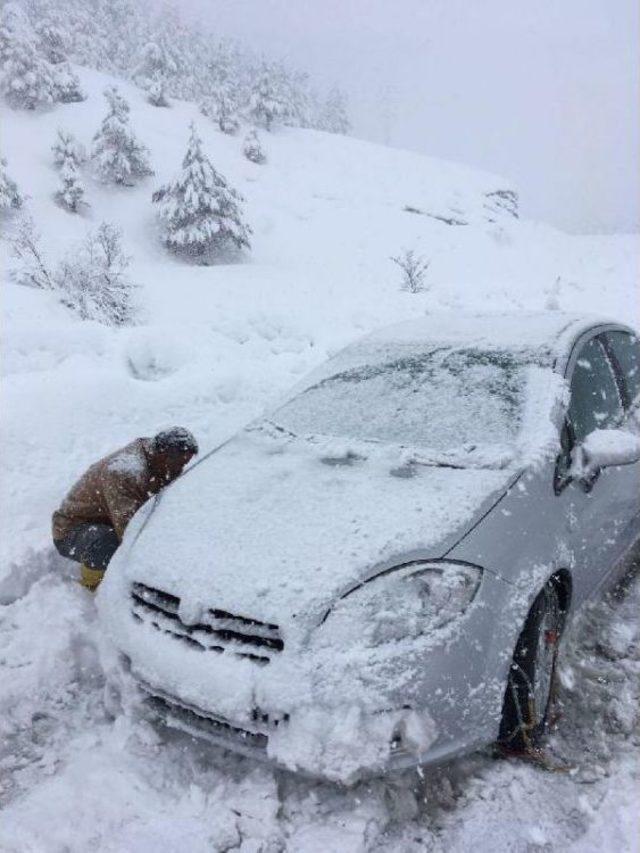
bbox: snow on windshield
[273,346,547,458]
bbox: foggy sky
[178,0,638,234]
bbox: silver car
[99,312,640,782]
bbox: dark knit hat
[154,427,198,455]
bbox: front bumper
[138,676,422,775]
[99,561,516,781]
[138,675,493,780]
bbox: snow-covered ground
[1,66,639,851]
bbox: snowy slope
[1,65,639,851]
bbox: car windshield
[272,346,543,462]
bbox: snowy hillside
[1,64,639,851]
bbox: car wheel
[498,577,565,753]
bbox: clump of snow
[123,328,195,381]
[106,448,146,476]
[268,705,437,784]
[580,428,640,469]
[516,365,567,469]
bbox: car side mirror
[571,428,640,488]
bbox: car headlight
[321,561,482,647]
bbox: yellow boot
[80,564,104,592]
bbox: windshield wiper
[390,456,465,477]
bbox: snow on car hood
[119,428,513,629]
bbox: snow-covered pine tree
[0,2,30,65]
[34,9,68,64]
[152,122,251,261]
[99,0,145,74]
[133,36,177,105]
[91,86,153,185]
[61,1,111,71]
[5,0,331,129]
[320,86,350,135]
[55,154,85,212]
[52,61,85,103]
[52,128,86,212]
[0,156,23,209]
[201,85,239,134]
[146,71,169,107]
[0,12,57,109]
[247,65,289,131]
[242,128,265,164]
[280,68,311,128]
[52,128,85,167]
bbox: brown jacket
[52,438,165,542]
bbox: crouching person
[52,427,198,590]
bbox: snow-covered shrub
[91,86,153,185]
[152,122,251,262]
[484,189,519,221]
[390,249,430,293]
[242,128,266,164]
[11,217,134,323]
[0,156,23,210]
[57,223,135,324]
[10,215,56,289]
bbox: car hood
[117,429,513,628]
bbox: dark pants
[54,523,120,570]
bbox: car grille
[130,582,284,665]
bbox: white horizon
[175,0,639,235]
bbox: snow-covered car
[99,312,640,782]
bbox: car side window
[604,330,640,410]
[567,336,623,444]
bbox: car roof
[279,312,626,405]
[360,312,619,358]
